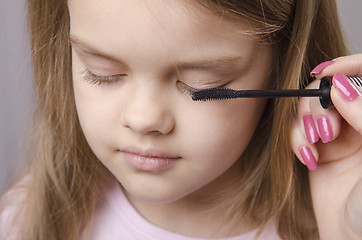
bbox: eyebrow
[175,56,248,72]
[69,35,249,71]
[70,35,120,62]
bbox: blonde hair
[3,0,347,239]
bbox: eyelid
[175,69,235,95]
[180,76,233,90]
[82,69,126,85]
[72,46,129,77]
[177,69,236,86]
[177,82,198,95]
[177,81,228,97]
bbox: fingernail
[299,146,317,171]
[310,61,335,75]
[317,117,333,143]
[333,73,361,101]
[303,114,319,144]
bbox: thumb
[343,178,362,238]
[331,73,362,135]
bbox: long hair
[15,0,111,239]
[198,1,347,239]
[4,0,347,239]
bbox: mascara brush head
[192,88,240,101]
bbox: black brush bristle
[192,88,238,101]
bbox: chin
[126,186,189,204]
[120,177,198,205]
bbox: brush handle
[319,77,333,109]
[320,76,362,108]
[191,76,362,109]
[349,77,362,87]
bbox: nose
[120,87,175,135]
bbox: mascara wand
[192,77,362,109]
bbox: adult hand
[291,54,362,239]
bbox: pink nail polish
[333,73,361,101]
[303,114,319,144]
[317,117,333,143]
[311,61,335,75]
[299,146,317,171]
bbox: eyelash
[176,82,198,96]
[177,81,229,97]
[81,69,227,96]
[82,69,126,85]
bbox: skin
[291,54,362,239]
[69,0,273,237]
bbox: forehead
[68,0,221,25]
[68,0,252,43]
[67,0,263,70]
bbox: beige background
[1,0,362,193]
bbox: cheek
[72,54,120,142]
[179,98,267,164]
[72,76,120,158]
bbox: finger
[298,80,341,144]
[298,81,318,143]
[311,54,362,79]
[331,73,362,135]
[344,178,362,238]
[331,54,362,76]
[293,80,321,170]
[291,118,319,171]
[309,94,341,144]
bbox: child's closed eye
[176,81,228,96]
[82,69,127,85]
[82,68,230,97]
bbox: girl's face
[69,0,273,204]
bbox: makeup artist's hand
[291,54,362,239]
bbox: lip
[119,147,181,172]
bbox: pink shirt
[1,179,280,240]
[88,182,281,240]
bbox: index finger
[312,54,362,79]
